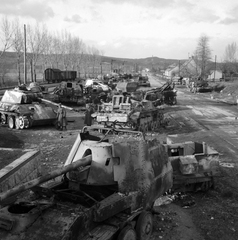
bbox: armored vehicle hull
[0,89,56,129]
[0,127,173,240]
[96,96,166,131]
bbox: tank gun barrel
[41,98,80,112]
[0,155,92,203]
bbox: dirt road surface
[1,75,238,240]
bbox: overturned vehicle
[0,127,173,240]
[0,88,56,129]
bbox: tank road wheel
[18,116,31,129]
[24,117,30,129]
[1,113,7,125]
[117,225,137,240]
[15,117,20,129]
[8,116,15,129]
[136,211,153,240]
[18,116,25,129]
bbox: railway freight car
[44,68,77,83]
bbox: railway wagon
[44,68,77,83]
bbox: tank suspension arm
[0,155,92,203]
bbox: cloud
[64,14,85,23]
[219,17,238,25]
[0,0,54,21]
[91,0,175,8]
[219,6,238,25]
[189,9,220,23]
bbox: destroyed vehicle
[0,127,173,240]
[96,95,165,131]
[189,79,213,93]
[52,81,85,105]
[85,79,111,92]
[166,140,220,192]
[137,75,150,87]
[163,89,177,105]
[0,89,56,129]
[116,80,139,93]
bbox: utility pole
[100,62,102,76]
[111,59,113,73]
[179,60,181,77]
[23,24,27,84]
[214,55,217,81]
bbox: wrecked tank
[52,81,85,105]
[0,127,173,240]
[96,95,166,131]
[166,140,220,192]
[137,75,150,87]
[0,88,56,129]
[115,80,139,93]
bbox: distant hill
[0,52,183,71]
[101,55,184,70]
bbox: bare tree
[12,18,24,85]
[88,46,100,78]
[60,30,71,71]
[76,41,86,79]
[51,34,62,69]
[41,30,52,70]
[0,60,8,86]
[0,16,13,86]
[0,16,13,59]
[223,42,238,81]
[194,34,212,79]
[27,23,47,82]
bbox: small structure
[208,69,223,81]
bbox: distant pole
[179,60,181,76]
[111,60,113,73]
[214,55,217,81]
[100,62,102,78]
[23,24,27,84]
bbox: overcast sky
[1,0,238,60]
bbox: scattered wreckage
[0,127,173,240]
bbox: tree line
[0,16,104,85]
[193,34,238,81]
